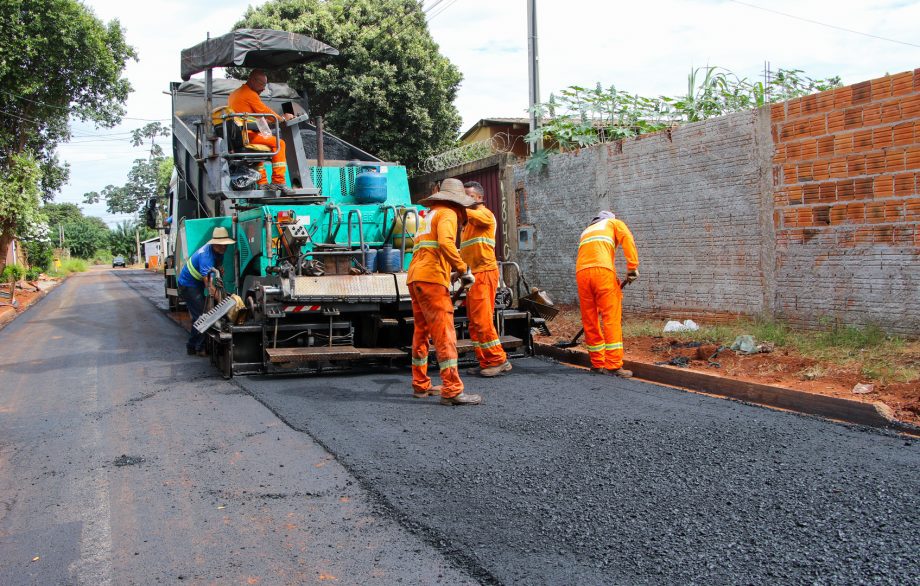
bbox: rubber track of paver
[241,358,920,585]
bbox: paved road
[3,269,919,585]
[0,269,474,584]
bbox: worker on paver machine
[177,227,235,356]
[575,211,639,377]
[227,69,294,192]
[461,181,512,378]
[407,178,482,405]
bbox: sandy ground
[537,305,920,426]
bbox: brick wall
[513,110,775,322]
[771,70,920,333]
[512,69,919,334]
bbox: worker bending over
[460,181,511,377]
[575,211,639,377]
[227,69,293,191]
[177,227,235,356]
[407,178,481,405]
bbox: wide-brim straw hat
[418,178,477,208]
[208,226,236,245]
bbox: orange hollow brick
[815,91,835,113]
[843,107,863,130]
[819,183,837,202]
[894,173,915,197]
[855,227,875,244]
[890,71,914,96]
[865,201,885,223]
[801,139,818,160]
[852,129,873,150]
[906,198,920,221]
[797,163,814,181]
[770,103,785,122]
[817,136,835,156]
[829,205,847,224]
[881,103,902,124]
[803,184,820,203]
[872,126,893,149]
[893,122,914,146]
[863,105,882,126]
[884,201,905,222]
[874,175,895,197]
[833,86,854,108]
[871,77,893,100]
[787,185,804,204]
[813,161,831,181]
[826,111,846,133]
[885,151,906,173]
[837,180,856,201]
[829,159,848,179]
[834,134,854,155]
[846,202,866,222]
[847,155,866,177]
[854,177,874,199]
[906,147,920,170]
[900,95,920,119]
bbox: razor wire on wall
[420,133,517,174]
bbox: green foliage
[235,0,463,169]
[529,67,843,167]
[25,266,42,280]
[63,216,110,259]
[56,258,88,274]
[23,240,53,271]
[41,202,84,227]
[109,220,154,257]
[0,0,135,263]
[0,152,43,265]
[1,263,26,283]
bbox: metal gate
[456,165,505,260]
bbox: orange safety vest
[460,205,498,273]
[575,218,639,275]
[407,204,468,288]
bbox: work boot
[413,384,442,399]
[610,368,633,378]
[480,361,512,377]
[590,367,609,375]
[440,393,482,406]
[196,348,208,357]
[266,183,294,196]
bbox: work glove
[626,269,639,283]
[459,269,475,288]
[449,270,460,283]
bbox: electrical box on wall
[518,226,535,251]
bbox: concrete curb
[535,342,920,437]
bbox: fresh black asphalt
[121,269,920,584]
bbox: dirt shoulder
[0,277,62,329]
[537,305,920,427]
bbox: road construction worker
[460,181,511,377]
[407,178,481,405]
[177,227,235,356]
[575,211,639,377]
[227,69,294,191]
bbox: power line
[728,0,920,48]
[0,89,168,122]
[426,0,460,22]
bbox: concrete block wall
[514,110,775,322]
[771,70,920,333]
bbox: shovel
[554,278,630,349]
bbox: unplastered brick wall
[772,69,920,334]
[513,110,776,320]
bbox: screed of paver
[240,357,920,585]
[0,270,476,585]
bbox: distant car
[112,255,126,268]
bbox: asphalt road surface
[2,269,919,585]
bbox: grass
[47,258,89,278]
[622,316,919,385]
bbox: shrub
[23,240,54,271]
[25,267,42,280]
[1,263,27,282]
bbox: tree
[63,216,110,259]
[235,0,462,170]
[110,220,154,257]
[0,153,42,270]
[0,0,136,266]
[41,202,85,228]
[85,122,171,218]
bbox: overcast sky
[60,0,920,225]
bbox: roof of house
[459,117,533,142]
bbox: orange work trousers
[246,131,288,186]
[409,281,463,398]
[576,267,624,370]
[466,269,506,368]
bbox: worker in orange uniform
[575,211,639,377]
[407,178,482,406]
[460,181,511,377]
[227,69,293,191]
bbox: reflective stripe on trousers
[576,266,624,370]
[409,281,463,397]
[466,269,506,368]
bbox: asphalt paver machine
[163,29,533,377]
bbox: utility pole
[527,0,543,153]
[135,228,141,267]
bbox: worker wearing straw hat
[407,178,482,406]
[177,227,235,356]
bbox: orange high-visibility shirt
[227,83,281,121]
[407,203,468,288]
[460,205,498,273]
[575,218,639,275]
